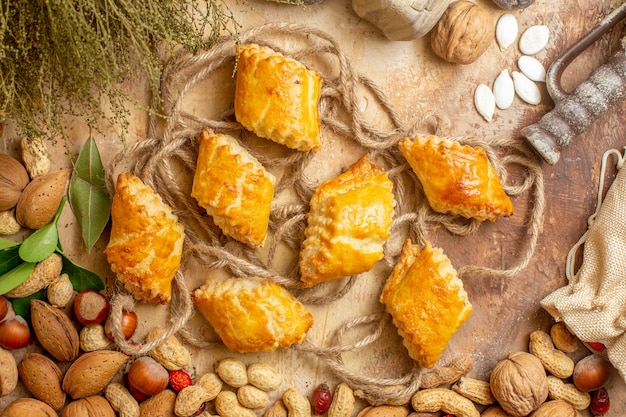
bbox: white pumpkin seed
[496,14,518,50]
[493,69,515,110]
[518,55,546,82]
[474,84,496,122]
[519,25,550,55]
[512,71,541,105]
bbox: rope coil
[106,22,545,405]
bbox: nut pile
[0,139,67,236]
[4,291,612,417]
[406,322,613,417]
[0,285,358,417]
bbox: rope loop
[106,23,546,405]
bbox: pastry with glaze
[299,155,396,287]
[234,43,323,152]
[192,276,314,352]
[104,172,185,304]
[380,239,473,369]
[399,135,513,222]
[191,129,275,248]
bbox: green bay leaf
[0,246,22,275]
[69,136,112,253]
[11,289,46,318]
[18,222,59,263]
[0,238,19,250]
[58,251,105,292]
[0,262,36,295]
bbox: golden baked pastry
[104,172,185,304]
[398,135,513,222]
[380,239,473,369]
[299,155,396,288]
[191,130,275,248]
[192,277,314,352]
[234,43,323,152]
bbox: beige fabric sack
[542,148,626,381]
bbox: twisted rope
[105,22,545,405]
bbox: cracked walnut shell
[430,1,493,65]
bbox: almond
[61,395,117,417]
[30,299,80,362]
[1,398,57,417]
[0,154,30,211]
[62,350,130,399]
[16,168,69,229]
[0,346,18,396]
[18,352,66,410]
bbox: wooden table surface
[2,0,626,415]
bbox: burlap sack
[542,148,626,381]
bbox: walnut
[529,400,582,417]
[430,1,493,65]
[489,352,549,416]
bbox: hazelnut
[127,356,170,396]
[430,1,493,65]
[104,309,138,341]
[0,316,31,350]
[0,296,8,321]
[572,354,612,392]
[74,289,110,325]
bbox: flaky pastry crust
[380,239,473,369]
[192,277,314,352]
[299,155,396,287]
[234,43,323,152]
[191,130,275,248]
[399,135,513,222]
[104,172,185,304]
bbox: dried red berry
[588,342,606,352]
[590,387,610,416]
[311,383,332,415]
[169,369,193,392]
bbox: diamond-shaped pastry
[399,135,513,222]
[380,239,473,368]
[299,155,396,287]
[192,277,314,353]
[191,129,275,248]
[104,172,185,304]
[234,43,323,152]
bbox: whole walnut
[489,351,549,416]
[430,0,493,64]
[529,400,582,417]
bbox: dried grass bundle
[0,0,239,140]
